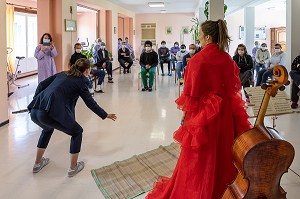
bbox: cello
[222,65,295,199]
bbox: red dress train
[146,43,251,199]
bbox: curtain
[6,4,15,73]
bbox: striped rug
[91,142,180,199]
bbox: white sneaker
[33,157,49,173]
[68,161,85,177]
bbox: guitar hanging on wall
[222,65,295,199]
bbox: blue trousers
[175,62,184,79]
[256,68,273,86]
[31,109,83,154]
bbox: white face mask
[261,47,266,51]
[181,48,186,52]
[101,46,105,49]
[189,49,195,54]
[145,47,151,52]
[275,49,281,53]
[175,44,179,47]
[238,50,244,55]
[43,39,50,44]
[75,49,81,53]
[161,44,166,48]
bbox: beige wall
[135,13,194,56]
[7,0,36,7]
[0,0,8,124]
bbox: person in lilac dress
[34,33,57,83]
[170,42,180,70]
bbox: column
[0,0,8,125]
[208,0,224,21]
[286,0,300,72]
[37,0,77,72]
[198,7,206,24]
[244,7,255,52]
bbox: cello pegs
[261,83,268,90]
[279,86,285,91]
[285,80,290,86]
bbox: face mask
[101,46,105,49]
[189,49,195,54]
[145,47,151,51]
[255,45,260,48]
[238,50,244,55]
[98,42,102,45]
[181,49,186,52]
[175,44,179,47]
[162,44,166,47]
[75,49,81,53]
[275,49,281,53]
[261,47,266,50]
[43,39,50,44]
[118,41,122,44]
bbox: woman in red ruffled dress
[146,19,251,199]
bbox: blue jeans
[171,56,176,69]
[255,63,266,77]
[176,62,184,79]
[256,68,273,86]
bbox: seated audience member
[233,44,253,103]
[139,40,158,92]
[252,41,260,63]
[92,38,102,64]
[175,44,188,80]
[158,40,171,76]
[255,43,270,76]
[256,43,286,86]
[96,42,114,83]
[289,55,300,109]
[170,42,180,70]
[124,37,135,60]
[118,38,122,50]
[70,43,105,94]
[182,44,196,70]
[118,41,133,74]
[195,40,202,53]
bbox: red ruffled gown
[146,43,251,199]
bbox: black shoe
[148,88,153,92]
[142,87,148,91]
[108,77,113,80]
[108,80,114,83]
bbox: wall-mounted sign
[239,26,266,40]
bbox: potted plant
[190,17,200,43]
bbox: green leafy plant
[190,17,200,43]
[81,44,94,61]
[204,1,228,20]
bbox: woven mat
[91,142,180,199]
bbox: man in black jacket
[70,43,105,93]
[118,41,133,74]
[290,55,300,109]
[96,42,113,83]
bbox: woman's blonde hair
[65,58,90,77]
[200,19,231,52]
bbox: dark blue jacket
[27,72,107,127]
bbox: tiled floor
[0,64,299,199]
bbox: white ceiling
[105,0,286,14]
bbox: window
[14,12,37,74]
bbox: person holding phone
[34,33,58,83]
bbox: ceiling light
[160,10,167,13]
[148,2,165,8]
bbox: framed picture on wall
[166,26,172,35]
[65,19,76,32]
[182,26,190,34]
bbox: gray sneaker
[68,161,85,177]
[33,157,50,173]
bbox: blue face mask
[255,45,260,48]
